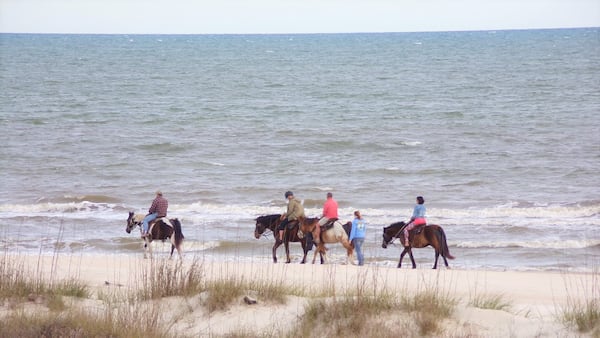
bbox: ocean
[1,28,599,272]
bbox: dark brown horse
[381,221,454,269]
[254,214,321,264]
[126,211,185,259]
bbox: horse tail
[172,218,185,246]
[438,226,455,260]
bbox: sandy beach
[2,253,597,337]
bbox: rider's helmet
[284,191,293,198]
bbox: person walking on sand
[349,210,367,266]
[316,192,338,243]
[403,196,426,246]
[142,190,168,237]
[278,191,305,242]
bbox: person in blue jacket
[349,210,367,266]
[404,196,426,246]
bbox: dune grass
[0,252,297,337]
[1,250,595,338]
[138,258,204,300]
[559,271,600,336]
[204,276,292,313]
[0,256,88,306]
[0,254,173,337]
[398,284,457,336]
[468,292,512,311]
[288,267,457,337]
[0,305,170,338]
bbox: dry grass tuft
[400,290,457,336]
[559,270,600,336]
[203,276,292,313]
[138,258,204,300]
[0,256,88,312]
[0,305,170,338]
[468,293,512,311]
[562,298,600,335]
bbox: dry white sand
[3,253,597,337]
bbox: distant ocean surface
[1,29,599,272]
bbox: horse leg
[312,243,324,264]
[342,239,355,265]
[432,249,440,269]
[272,241,281,263]
[398,248,408,268]
[300,241,307,264]
[144,238,153,259]
[170,234,183,260]
[434,227,453,268]
[408,248,417,269]
[285,240,291,264]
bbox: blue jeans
[352,238,365,266]
[142,213,158,233]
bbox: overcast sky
[1,0,599,34]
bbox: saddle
[149,217,173,232]
[287,220,299,230]
[320,218,338,231]
[410,223,427,235]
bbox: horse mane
[388,221,406,228]
[256,214,281,223]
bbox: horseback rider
[278,191,305,242]
[316,192,338,243]
[403,196,426,246]
[142,190,168,237]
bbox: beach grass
[0,255,88,303]
[0,254,169,337]
[138,257,204,300]
[468,292,512,311]
[559,270,600,336]
[1,250,595,337]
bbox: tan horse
[298,217,355,265]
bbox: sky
[1,0,599,34]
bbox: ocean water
[1,29,599,271]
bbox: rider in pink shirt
[316,192,338,243]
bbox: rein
[387,224,407,246]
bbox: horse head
[126,211,144,234]
[254,214,281,239]
[382,221,406,248]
